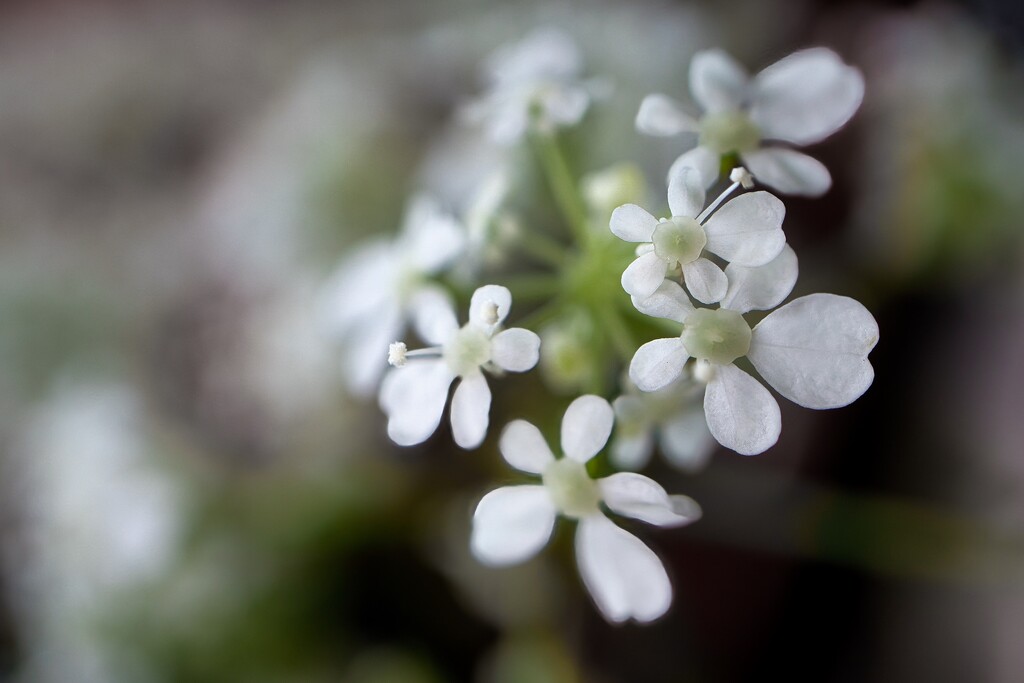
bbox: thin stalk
[531,132,591,245]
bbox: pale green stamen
[652,216,707,267]
[699,112,760,155]
[543,458,601,519]
[443,325,492,376]
[681,308,752,365]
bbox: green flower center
[699,112,760,154]
[652,216,707,267]
[443,325,492,376]
[543,458,600,519]
[681,308,752,365]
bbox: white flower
[611,376,715,473]
[470,395,701,624]
[380,285,540,449]
[462,27,600,144]
[628,246,879,455]
[319,194,465,396]
[610,165,785,304]
[636,48,864,196]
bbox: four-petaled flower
[470,395,701,624]
[611,165,785,304]
[381,285,540,449]
[636,48,864,196]
[629,246,879,455]
[319,195,465,396]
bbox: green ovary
[699,112,760,154]
[653,217,707,267]
[543,458,601,519]
[443,325,492,376]
[680,308,752,365]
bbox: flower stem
[498,273,562,302]
[531,132,591,246]
[515,228,568,268]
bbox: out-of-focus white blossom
[629,247,878,454]
[380,285,540,449]
[319,194,465,396]
[611,165,785,304]
[462,27,604,144]
[636,48,864,196]
[470,395,700,624]
[611,376,715,473]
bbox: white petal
[748,294,879,409]
[681,258,728,304]
[703,363,781,455]
[660,409,716,473]
[599,473,700,527]
[636,94,699,137]
[742,148,832,197]
[342,301,402,397]
[610,431,655,471]
[561,395,614,463]
[402,195,466,274]
[471,486,557,566]
[319,240,397,338]
[720,244,798,314]
[689,49,749,114]
[411,287,459,346]
[667,165,706,219]
[610,204,658,243]
[542,86,590,127]
[490,328,541,372]
[668,145,721,189]
[750,48,865,145]
[702,191,786,266]
[629,338,689,392]
[380,359,455,446]
[575,515,672,624]
[450,373,492,449]
[631,279,695,323]
[621,251,668,300]
[469,284,512,328]
[499,420,555,474]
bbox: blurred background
[1,0,1024,681]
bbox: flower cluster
[323,30,878,624]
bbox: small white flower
[380,285,540,449]
[319,194,465,396]
[470,395,701,624]
[629,246,879,455]
[636,48,864,196]
[462,27,601,144]
[611,376,715,473]
[610,165,785,304]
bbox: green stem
[498,273,562,303]
[531,132,591,246]
[515,228,568,268]
[595,307,636,364]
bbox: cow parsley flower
[636,48,864,196]
[611,376,714,473]
[470,395,701,624]
[610,165,785,304]
[380,285,540,449]
[629,247,879,455]
[462,27,601,144]
[319,195,465,396]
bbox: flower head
[319,195,465,396]
[462,27,602,144]
[470,395,701,624]
[380,285,540,449]
[629,246,879,454]
[610,165,785,304]
[636,48,864,196]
